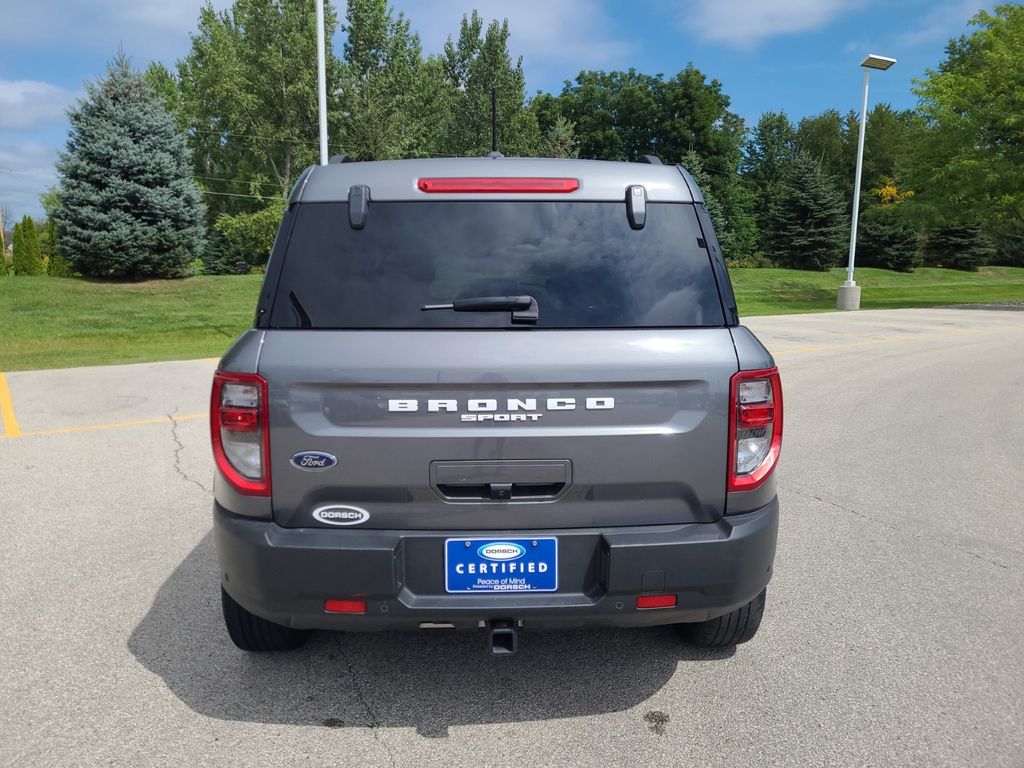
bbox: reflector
[636,594,678,609]
[324,599,367,614]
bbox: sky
[0,0,995,221]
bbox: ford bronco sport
[211,156,781,655]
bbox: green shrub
[726,253,776,268]
[206,200,285,275]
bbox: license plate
[444,537,558,593]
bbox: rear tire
[678,589,766,647]
[221,587,310,652]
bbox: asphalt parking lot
[1,308,1021,767]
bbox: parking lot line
[0,412,206,441]
[0,372,22,438]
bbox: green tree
[442,12,539,156]
[539,115,578,158]
[653,65,745,183]
[741,111,796,253]
[794,108,856,203]
[339,0,450,159]
[764,153,848,270]
[553,69,662,161]
[143,62,186,130]
[681,149,757,261]
[178,0,341,217]
[55,54,206,279]
[858,206,921,272]
[39,189,72,277]
[911,4,1024,261]
[12,216,46,275]
[923,224,997,271]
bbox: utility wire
[199,190,285,200]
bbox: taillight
[211,371,271,496]
[416,177,580,194]
[727,367,783,492]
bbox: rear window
[268,201,725,329]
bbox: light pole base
[837,284,862,311]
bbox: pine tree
[539,116,578,158]
[764,153,848,270]
[681,150,759,261]
[12,216,46,276]
[55,53,205,279]
[925,224,996,271]
[858,206,921,272]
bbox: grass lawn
[731,266,1024,316]
[0,275,263,371]
[1,267,1022,371]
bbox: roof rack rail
[328,154,353,164]
[637,155,663,165]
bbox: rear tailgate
[262,328,737,530]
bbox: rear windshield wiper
[421,295,538,325]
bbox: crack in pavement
[787,485,1012,571]
[342,654,398,767]
[167,411,213,495]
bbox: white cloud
[679,0,867,48]
[395,0,635,87]
[0,80,76,130]
[0,0,232,60]
[0,143,59,221]
[897,0,986,47]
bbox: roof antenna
[488,87,504,158]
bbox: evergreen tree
[858,206,921,272]
[12,217,46,276]
[681,150,758,262]
[764,153,848,270]
[741,112,795,234]
[539,116,578,158]
[55,54,206,279]
[924,224,996,271]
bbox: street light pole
[837,53,896,311]
[315,0,328,166]
[845,67,871,287]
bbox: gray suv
[211,156,782,655]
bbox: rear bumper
[214,499,779,631]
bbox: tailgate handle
[435,482,566,501]
[431,460,571,502]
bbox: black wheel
[221,587,310,652]
[678,589,767,647]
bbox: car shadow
[128,531,734,737]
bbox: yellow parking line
[0,372,22,438]
[0,412,206,441]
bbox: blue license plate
[444,538,558,593]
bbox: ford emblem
[291,451,337,471]
[312,505,370,526]
[478,542,526,561]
